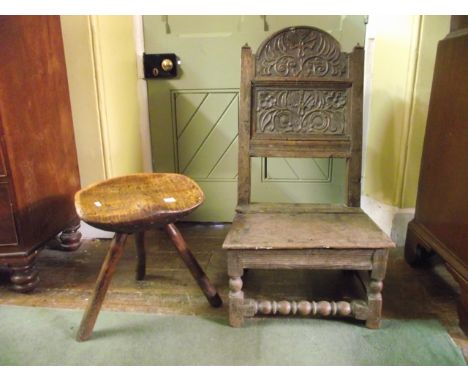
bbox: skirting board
[361,195,414,247]
[79,196,414,246]
[79,221,114,239]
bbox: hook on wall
[261,16,269,32]
[162,15,171,34]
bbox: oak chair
[222,26,395,328]
[74,173,222,341]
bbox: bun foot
[10,263,40,293]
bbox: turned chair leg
[165,223,222,308]
[134,231,146,281]
[366,249,388,329]
[76,233,128,342]
[229,276,245,327]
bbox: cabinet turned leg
[446,265,468,335]
[458,282,468,335]
[229,276,245,327]
[76,233,127,342]
[134,231,146,281]
[48,223,82,251]
[404,221,433,267]
[10,262,40,293]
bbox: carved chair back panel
[238,26,364,207]
[255,26,349,79]
[252,84,351,139]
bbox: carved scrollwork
[256,27,348,78]
[255,88,347,135]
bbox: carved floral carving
[256,27,348,78]
[255,88,347,135]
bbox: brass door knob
[161,58,174,72]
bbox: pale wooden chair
[222,26,395,328]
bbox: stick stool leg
[165,223,222,308]
[134,231,146,280]
[76,233,128,341]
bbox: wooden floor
[0,223,467,361]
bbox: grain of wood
[224,26,394,328]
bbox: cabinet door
[0,147,6,178]
[0,183,18,245]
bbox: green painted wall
[62,15,449,210]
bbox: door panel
[176,91,238,177]
[144,16,366,221]
[251,158,346,203]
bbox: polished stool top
[74,172,221,341]
[75,173,204,233]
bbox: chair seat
[223,207,395,250]
[75,173,204,232]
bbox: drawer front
[0,183,18,245]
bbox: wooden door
[144,16,366,221]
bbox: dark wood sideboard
[405,16,468,333]
[0,16,82,292]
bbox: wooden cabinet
[0,16,82,291]
[405,17,468,333]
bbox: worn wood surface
[237,44,253,206]
[0,16,81,291]
[347,46,364,207]
[75,173,204,233]
[225,26,393,328]
[0,224,466,360]
[249,139,351,158]
[228,249,374,270]
[236,203,361,214]
[224,212,395,250]
[405,19,468,334]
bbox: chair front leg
[227,252,245,327]
[366,249,388,329]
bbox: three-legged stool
[74,173,222,341]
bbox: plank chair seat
[224,206,394,250]
[223,26,394,328]
[75,173,222,341]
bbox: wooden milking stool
[74,173,222,341]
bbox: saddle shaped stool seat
[74,173,222,341]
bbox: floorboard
[0,223,466,361]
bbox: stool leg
[76,233,128,341]
[165,223,222,308]
[135,231,146,280]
